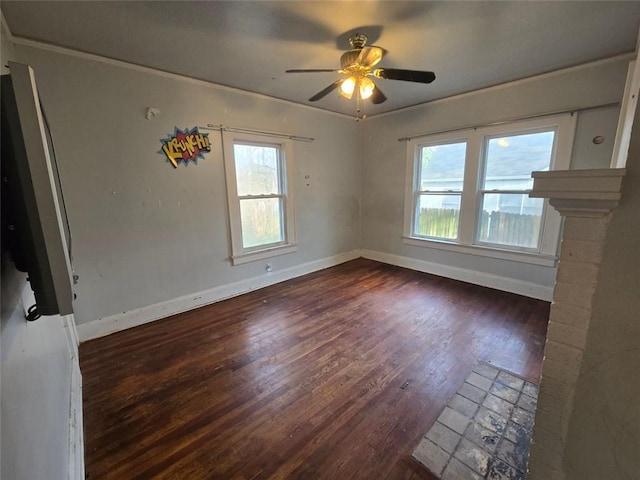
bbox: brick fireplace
[527,87,638,478]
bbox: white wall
[1,15,82,480]
[360,57,629,295]
[13,43,361,326]
[1,264,79,480]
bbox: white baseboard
[67,358,84,480]
[77,247,552,342]
[361,249,554,301]
[61,313,84,480]
[61,314,80,352]
[77,249,361,342]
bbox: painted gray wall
[570,106,621,169]
[563,103,640,479]
[1,18,76,480]
[14,45,361,325]
[360,58,629,290]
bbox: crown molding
[9,34,635,122]
[10,36,354,120]
[372,52,635,120]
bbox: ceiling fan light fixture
[359,77,375,100]
[340,76,356,98]
[286,33,435,106]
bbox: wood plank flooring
[80,259,550,479]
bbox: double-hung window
[223,132,296,265]
[413,140,467,240]
[477,129,555,250]
[404,114,576,265]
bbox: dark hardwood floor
[80,258,550,479]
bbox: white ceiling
[2,1,640,117]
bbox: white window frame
[409,136,469,242]
[403,114,576,266]
[223,132,297,265]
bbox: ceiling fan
[286,33,436,105]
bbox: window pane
[415,194,461,240]
[484,131,554,190]
[240,198,284,248]
[419,142,466,191]
[234,144,280,196]
[478,194,543,248]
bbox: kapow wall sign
[159,127,211,168]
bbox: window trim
[412,139,467,242]
[403,131,473,244]
[223,132,297,265]
[403,114,576,264]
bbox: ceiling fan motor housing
[349,33,368,49]
[341,34,368,69]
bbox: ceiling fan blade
[370,84,387,104]
[356,46,384,68]
[373,68,436,84]
[309,79,343,102]
[286,69,341,73]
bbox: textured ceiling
[2,1,640,117]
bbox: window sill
[402,236,558,267]
[231,244,297,266]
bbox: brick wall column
[527,168,625,479]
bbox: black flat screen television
[1,62,74,318]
